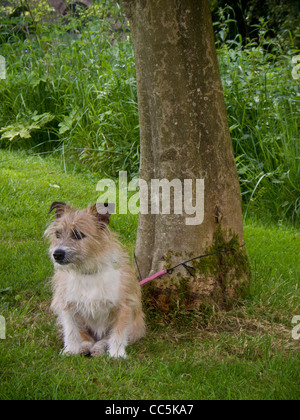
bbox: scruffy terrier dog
[45,202,145,358]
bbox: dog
[45,202,145,358]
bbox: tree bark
[124,0,250,310]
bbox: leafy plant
[0,1,299,224]
[215,15,299,224]
[0,112,54,141]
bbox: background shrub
[0,0,299,224]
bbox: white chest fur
[65,264,120,323]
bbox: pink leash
[139,270,168,287]
[135,244,246,287]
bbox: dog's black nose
[53,249,66,263]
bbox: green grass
[0,150,299,400]
[218,39,300,224]
[0,4,299,225]
[0,2,140,177]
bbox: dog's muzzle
[53,249,67,265]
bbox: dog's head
[45,202,115,273]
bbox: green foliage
[0,111,54,141]
[216,17,299,225]
[210,0,300,47]
[0,1,139,176]
[0,1,299,224]
[0,151,299,400]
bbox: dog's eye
[55,231,62,239]
[71,230,86,240]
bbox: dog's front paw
[90,340,108,358]
[108,345,127,359]
[61,346,80,356]
[80,341,94,355]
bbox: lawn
[0,150,299,400]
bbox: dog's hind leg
[129,308,146,343]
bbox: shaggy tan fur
[45,202,145,358]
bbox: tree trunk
[123,0,250,311]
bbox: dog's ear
[48,202,68,218]
[90,203,115,226]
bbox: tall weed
[0,3,299,224]
[0,1,139,176]
[216,17,299,224]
